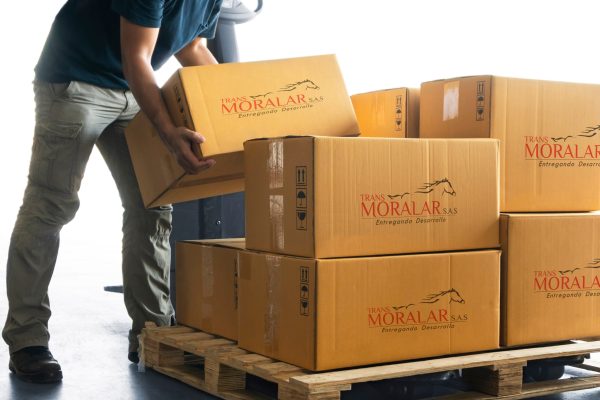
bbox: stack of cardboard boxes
[239,136,501,370]
[419,76,600,347]
[127,56,600,372]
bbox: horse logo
[415,179,456,196]
[387,192,410,200]
[551,124,600,143]
[559,258,600,275]
[420,289,466,305]
[392,288,466,310]
[387,178,457,200]
[250,79,320,99]
[392,304,415,311]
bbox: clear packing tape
[269,195,284,251]
[443,81,460,121]
[263,254,281,353]
[268,140,284,189]
[268,139,285,251]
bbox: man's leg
[3,81,125,381]
[96,106,174,359]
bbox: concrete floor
[0,256,216,400]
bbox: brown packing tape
[264,255,281,353]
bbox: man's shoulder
[111,0,165,28]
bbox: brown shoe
[9,346,63,383]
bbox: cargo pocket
[29,119,84,193]
[48,82,73,99]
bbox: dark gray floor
[2,262,600,400]
[0,263,217,400]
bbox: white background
[0,0,599,282]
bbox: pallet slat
[141,325,600,400]
[288,341,600,392]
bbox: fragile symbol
[395,119,402,131]
[296,211,307,230]
[300,299,309,316]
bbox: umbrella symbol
[301,285,309,298]
[297,190,307,207]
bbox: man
[3,0,222,383]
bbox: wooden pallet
[140,324,600,400]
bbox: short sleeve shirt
[35,0,223,89]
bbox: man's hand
[119,17,213,175]
[161,126,216,174]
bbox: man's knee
[17,184,80,228]
[124,204,172,238]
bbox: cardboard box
[501,213,600,346]
[419,75,600,212]
[351,87,420,138]
[238,249,500,371]
[125,55,359,208]
[244,136,500,258]
[175,239,245,340]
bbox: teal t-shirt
[35,0,223,89]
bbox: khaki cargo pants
[3,81,174,354]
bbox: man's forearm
[119,17,176,142]
[175,37,218,67]
[122,57,175,140]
